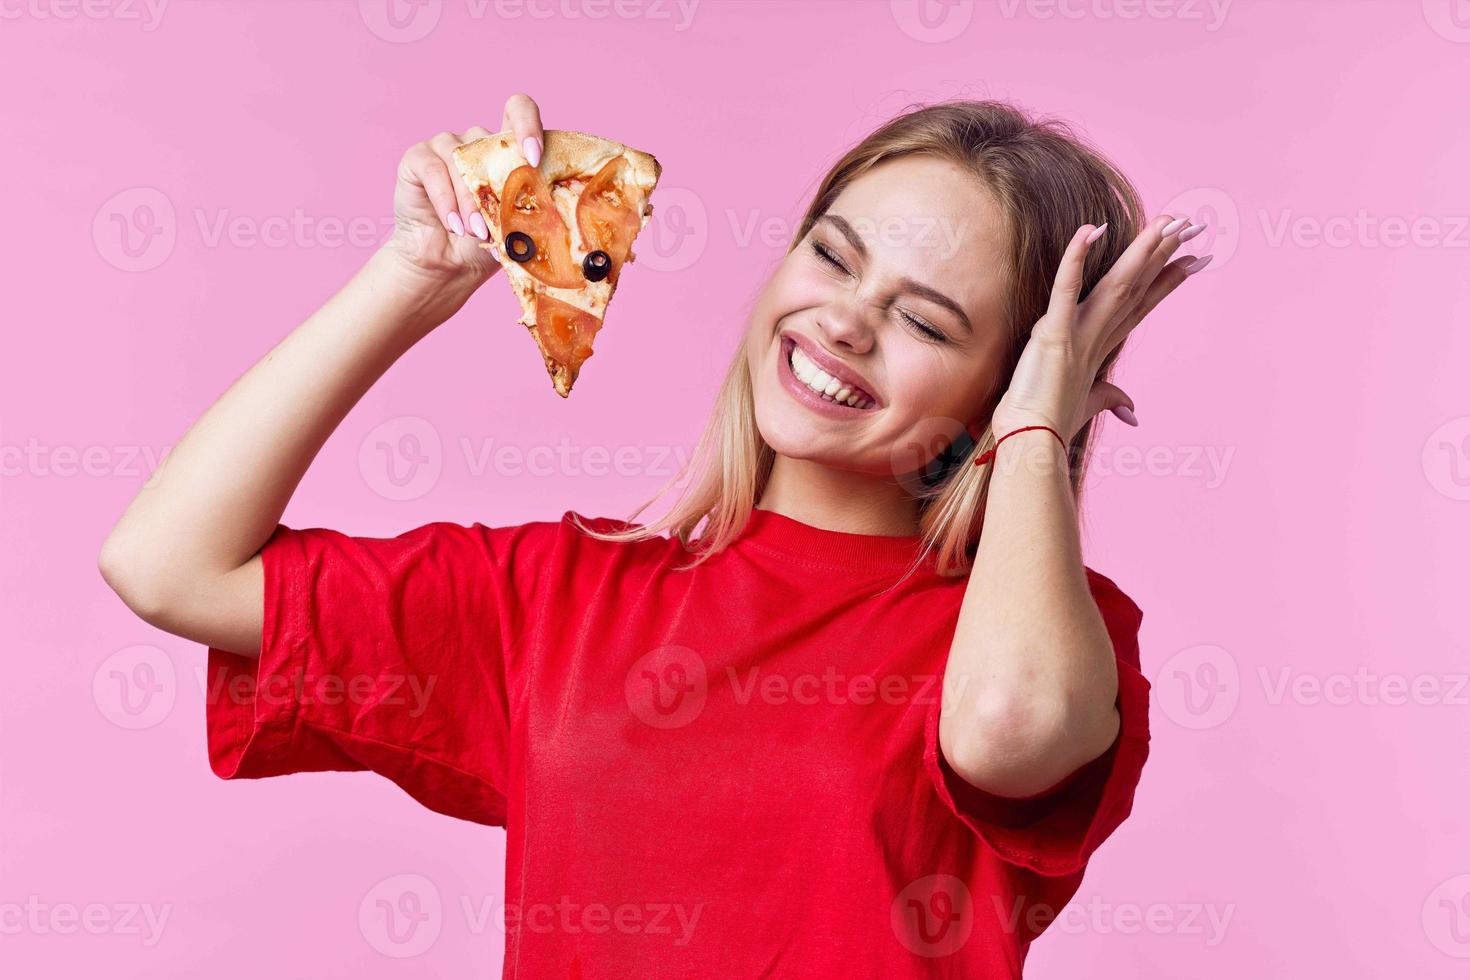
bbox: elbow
[938,686,1119,798]
[98,534,174,626]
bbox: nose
[817,295,875,355]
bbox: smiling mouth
[781,336,877,410]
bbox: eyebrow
[817,213,974,335]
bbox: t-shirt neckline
[736,506,937,572]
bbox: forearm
[938,428,1120,796]
[100,246,479,603]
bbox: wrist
[991,407,1068,436]
[365,242,485,337]
[977,423,1072,475]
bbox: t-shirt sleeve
[922,569,1151,876]
[204,519,551,827]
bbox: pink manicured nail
[523,136,542,167]
[1185,254,1215,275]
[1113,405,1139,426]
[1177,222,1207,243]
[468,210,489,241]
[1161,216,1189,237]
[1085,222,1108,244]
[445,211,465,236]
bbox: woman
[100,92,1208,976]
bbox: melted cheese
[468,152,654,323]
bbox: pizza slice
[453,129,662,397]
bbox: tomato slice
[475,184,499,216]
[500,165,582,289]
[576,157,643,287]
[535,294,603,376]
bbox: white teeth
[788,343,872,409]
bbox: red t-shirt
[205,507,1150,977]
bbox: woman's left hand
[990,213,1213,441]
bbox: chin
[751,389,886,474]
[753,390,825,457]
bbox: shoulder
[365,513,678,605]
[404,511,676,557]
[562,510,642,536]
[503,510,681,563]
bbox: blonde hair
[575,99,1145,578]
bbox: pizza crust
[452,130,662,398]
[454,129,661,196]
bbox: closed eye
[810,239,850,275]
[808,238,948,343]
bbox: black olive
[505,231,536,263]
[582,250,611,282]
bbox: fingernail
[1185,254,1215,275]
[446,211,465,236]
[523,136,542,167]
[1085,222,1108,244]
[1113,405,1139,426]
[1162,216,1190,237]
[1177,222,1207,243]
[468,210,489,241]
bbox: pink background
[4,0,1469,975]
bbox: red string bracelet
[973,424,1068,466]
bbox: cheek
[757,259,832,320]
[746,263,828,371]
[886,349,1003,424]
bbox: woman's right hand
[100,95,550,654]
[381,93,546,290]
